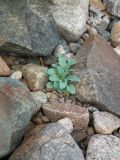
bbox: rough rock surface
[93,111,120,134]
[75,35,120,116]
[42,103,89,129]
[22,64,48,91]
[110,21,120,47]
[86,134,120,160]
[57,117,73,133]
[49,0,89,42]
[0,0,61,56]
[0,78,35,158]
[103,0,120,18]
[9,123,85,160]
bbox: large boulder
[103,0,120,18]
[0,78,36,158]
[86,134,120,160]
[48,0,89,42]
[0,0,61,56]
[75,35,120,116]
[9,123,85,160]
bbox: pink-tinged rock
[75,35,120,116]
[42,103,89,129]
[0,78,36,158]
[0,56,10,76]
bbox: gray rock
[86,134,120,160]
[48,0,89,42]
[0,78,36,158]
[95,27,110,41]
[9,123,85,160]
[57,117,73,133]
[103,0,120,18]
[93,111,120,134]
[0,0,61,56]
[75,35,120,116]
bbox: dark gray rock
[9,123,85,160]
[0,0,61,56]
[0,78,36,158]
[103,0,120,18]
[86,134,120,160]
[95,27,110,41]
[75,35,120,116]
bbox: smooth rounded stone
[93,111,120,134]
[103,0,120,18]
[88,27,98,36]
[114,46,120,56]
[110,21,120,47]
[22,64,48,91]
[0,56,10,76]
[86,134,120,160]
[57,117,73,133]
[10,70,22,80]
[0,77,36,158]
[9,123,85,160]
[69,43,81,54]
[49,0,89,42]
[42,102,89,129]
[0,0,61,56]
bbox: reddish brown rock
[42,103,89,129]
[75,35,120,116]
[0,56,10,76]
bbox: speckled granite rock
[0,0,61,56]
[9,123,85,160]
